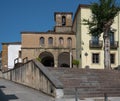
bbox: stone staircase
[48,68,120,99]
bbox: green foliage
[83,0,120,36]
[72,59,79,67]
[36,57,41,62]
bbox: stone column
[54,51,58,68]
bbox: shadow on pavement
[0,85,18,101]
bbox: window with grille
[92,53,99,64]
[110,54,115,64]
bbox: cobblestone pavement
[0,78,54,101]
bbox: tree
[83,0,120,69]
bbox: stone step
[48,68,120,98]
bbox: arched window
[48,37,53,45]
[40,37,44,45]
[59,37,64,45]
[62,16,66,26]
[67,37,72,47]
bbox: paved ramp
[0,78,54,101]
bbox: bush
[36,57,41,62]
[72,59,79,68]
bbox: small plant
[36,57,41,62]
[72,59,79,68]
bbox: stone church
[20,12,76,68]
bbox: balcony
[110,41,119,49]
[89,40,103,49]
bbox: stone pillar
[54,59,58,68]
[54,51,58,68]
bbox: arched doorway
[58,52,70,67]
[39,52,54,67]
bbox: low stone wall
[2,60,63,98]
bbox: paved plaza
[0,78,54,101]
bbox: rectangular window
[110,54,115,64]
[92,36,99,45]
[92,53,99,64]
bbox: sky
[0,0,120,51]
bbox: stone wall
[2,60,63,98]
[55,26,72,33]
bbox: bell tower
[54,12,73,33]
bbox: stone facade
[54,12,73,33]
[21,12,76,68]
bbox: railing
[110,41,119,49]
[89,40,103,48]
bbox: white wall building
[2,42,21,71]
[8,44,21,69]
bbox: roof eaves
[2,42,21,45]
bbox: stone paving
[0,78,54,101]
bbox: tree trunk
[103,28,111,69]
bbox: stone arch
[39,51,54,67]
[58,52,70,67]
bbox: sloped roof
[48,68,120,98]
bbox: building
[1,4,120,70]
[1,42,21,71]
[1,4,120,101]
[21,12,76,68]
[73,4,120,69]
